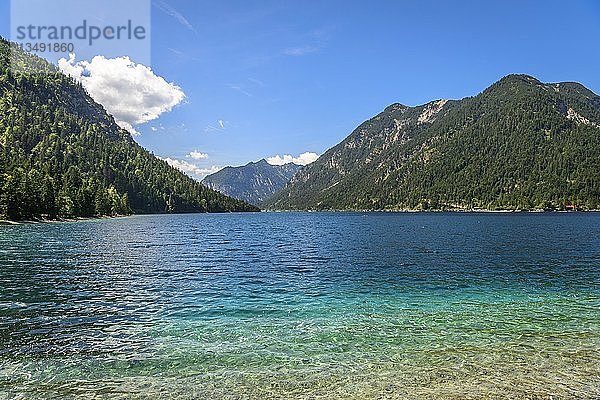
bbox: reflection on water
[0,212,599,399]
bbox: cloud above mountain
[161,157,220,180]
[267,152,319,166]
[59,54,185,135]
[187,150,209,160]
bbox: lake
[0,212,599,399]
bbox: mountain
[267,74,600,211]
[0,38,258,221]
[202,159,301,206]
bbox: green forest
[267,75,600,211]
[0,38,257,221]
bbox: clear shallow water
[0,212,599,399]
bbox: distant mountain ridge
[202,159,301,206]
[266,74,600,211]
[0,37,258,221]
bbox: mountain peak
[244,159,269,167]
[481,74,546,98]
[384,103,409,113]
[266,75,600,211]
[499,74,541,85]
[203,160,301,206]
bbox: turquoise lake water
[0,212,599,399]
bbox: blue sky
[2,0,600,177]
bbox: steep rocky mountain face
[0,37,258,220]
[202,160,301,206]
[266,75,600,211]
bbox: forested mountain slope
[267,75,600,211]
[0,38,257,220]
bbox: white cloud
[197,165,222,177]
[267,152,319,166]
[59,54,185,135]
[162,157,201,175]
[187,150,209,160]
[161,157,221,179]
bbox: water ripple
[0,212,599,399]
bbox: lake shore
[3,209,598,225]
[0,214,131,225]
[263,208,599,213]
